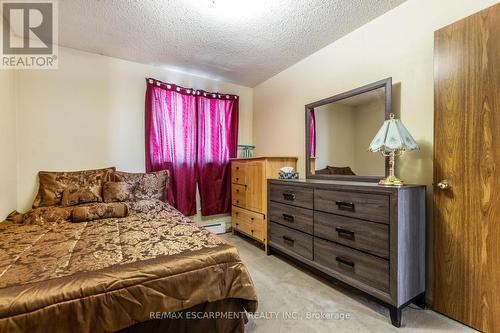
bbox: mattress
[0,200,257,333]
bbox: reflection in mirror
[310,87,386,177]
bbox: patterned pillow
[327,166,356,175]
[61,185,103,207]
[22,207,72,225]
[103,182,135,202]
[315,167,331,175]
[32,167,115,208]
[114,170,168,201]
[71,202,128,222]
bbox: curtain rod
[146,78,238,100]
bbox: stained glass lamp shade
[368,113,419,186]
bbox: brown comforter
[0,200,257,333]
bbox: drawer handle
[236,189,239,193]
[283,191,296,201]
[335,227,355,240]
[282,213,295,222]
[251,217,254,221]
[335,201,355,211]
[282,235,295,245]
[336,256,355,268]
[236,200,240,204]
[236,166,240,170]
[236,177,239,182]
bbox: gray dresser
[267,179,426,327]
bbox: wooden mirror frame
[305,77,392,182]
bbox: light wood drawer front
[269,222,313,260]
[233,219,262,240]
[314,238,389,293]
[232,206,264,227]
[232,184,247,208]
[269,184,313,209]
[269,202,313,234]
[314,211,389,258]
[231,162,247,185]
[232,207,265,241]
[315,190,390,224]
[234,222,264,241]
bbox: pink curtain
[197,91,239,216]
[145,79,198,216]
[309,109,316,157]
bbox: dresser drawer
[232,206,264,227]
[231,162,247,185]
[269,201,313,234]
[232,184,247,207]
[233,220,264,241]
[232,207,265,241]
[315,189,390,224]
[270,222,313,260]
[314,238,389,293]
[314,211,389,258]
[269,184,313,209]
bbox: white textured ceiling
[56,0,406,87]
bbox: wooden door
[246,161,265,213]
[433,3,500,332]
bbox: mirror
[306,78,391,181]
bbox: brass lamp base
[380,175,404,186]
[379,151,404,186]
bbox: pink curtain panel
[145,79,239,216]
[197,91,239,216]
[309,108,316,158]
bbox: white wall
[314,104,355,171]
[15,46,253,212]
[315,101,385,176]
[253,0,499,301]
[352,100,386,176]
[254,0,498,181]
[0,70,17,219]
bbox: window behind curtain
[197,92,239,216]
[145,80,198,216]
[145,79,238,216]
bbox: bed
[0,168,257,333]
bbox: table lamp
[368,113,419,186]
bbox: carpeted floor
[220,233,476,333]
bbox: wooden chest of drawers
[230,157,297,251]
[267,179,426,327]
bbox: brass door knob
[437,180,450,190]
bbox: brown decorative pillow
[103,182,135,202]
[5,211,24,224]
[71,202,128,222]
[114,170,168,201]
[32,167,115,208]
[328,166,356,175]
[125,199,175,215]
[22,207,72,225]
[61,185,102,207]
[315,167,331,175]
